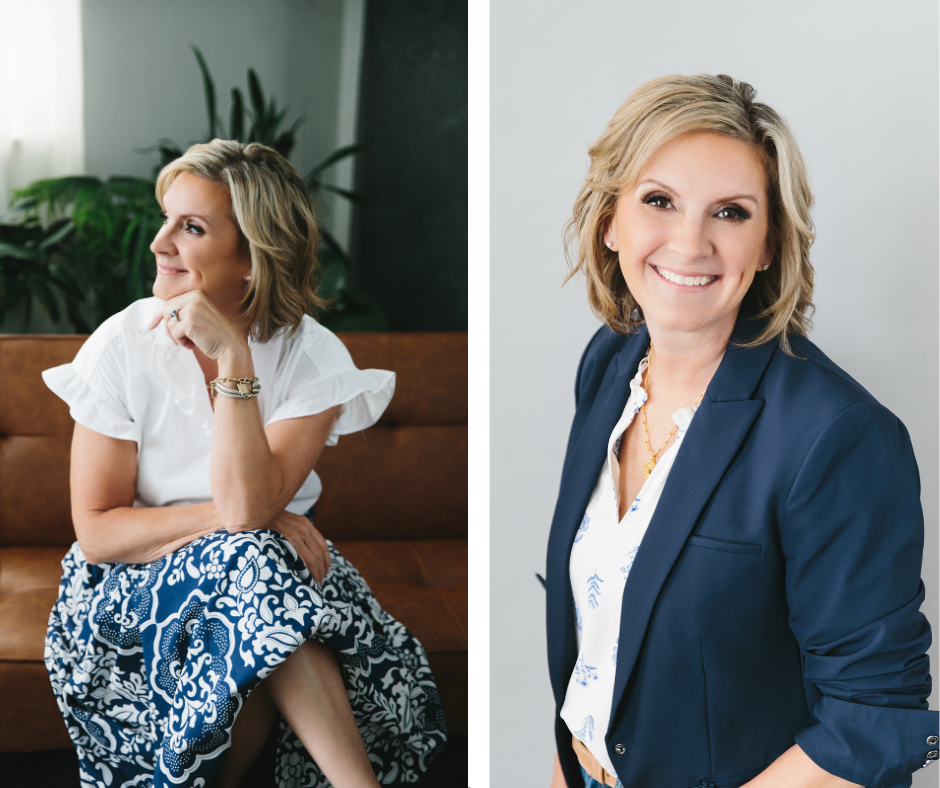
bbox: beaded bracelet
[207,376,261,399]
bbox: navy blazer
[546,314,939,788]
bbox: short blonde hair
[156,140,324,343]
[565,74,815,352]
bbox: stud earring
[246,273,252,282]
[606,241,613,249]
[761,265,769,271]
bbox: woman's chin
[152,279,188,302]
[645,307,740,340]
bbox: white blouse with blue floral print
[560,349,701,779]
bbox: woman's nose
[668,216,712,263]
[150,222,175,257]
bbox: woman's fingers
[269,511,329,584]
[310,524,331,575]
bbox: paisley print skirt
[44,526,447,787]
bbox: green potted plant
[4,45,384,334]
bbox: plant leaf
[317,183,363,204]
[247,68,266,119]
[308,144,365,176]
[26,277,60,322]
[0,197,38,222]
[230,88,244,141]
[318,226,350,265]
[191,45,217,139]
[39,222,74,251]
[0,240,39,260]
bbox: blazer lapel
[546,328,649,704]
[607,315,777,731]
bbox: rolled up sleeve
[783,401,938,787]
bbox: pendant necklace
[641,345,706,479]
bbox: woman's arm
[71,403,339,568]
[70,292,346,572]
[149,290,341,531]
[70,423,221,565]
[210,340,341,530]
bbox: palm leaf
[230,88,244,141]
[39,222,74,251]
[316,183,363,203]
[308,144,365,177]
[318,225,350,265]
[26,276,60,322]
[190,45,217,139]
[247,68,266,120]
[0,240,39,260]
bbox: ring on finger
[170,309,181,321]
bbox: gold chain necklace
[640,345,706,479]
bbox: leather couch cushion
[0,542,467,661]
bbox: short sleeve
[265,322,394,446]
[41,331,137,443]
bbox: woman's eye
[159,212,168,223]
[185,223,204,235]
[716,205,751,220]
[644,194,672,209]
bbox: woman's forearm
[744,745,861,788]
[210,342,285,530]
[77,501,222,566]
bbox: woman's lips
[157,264,187,275]
[652,264,719,288]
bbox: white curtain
[0,0,85,209]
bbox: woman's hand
[148,289,246,359]
[238,509,332,585]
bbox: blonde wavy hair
[156,139,324,343]
[565,74,815,352]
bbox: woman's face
[605,131,772,341]
[150,172,251,313]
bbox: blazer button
[927,751,939,759]
[928,736,939,746]
[614,744,626,755]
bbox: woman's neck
[644,316,736,404]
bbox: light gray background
[490,2,939,786]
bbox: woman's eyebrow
[637,178,760,204]
[165,212,212,224]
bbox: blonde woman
[546,75,937,788]
[42,141,446,788]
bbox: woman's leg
[216,682,278,788]
[263,638,381,788]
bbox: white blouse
[42,297,394,515]
[560,350,700,778]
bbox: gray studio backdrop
[490,2,939,786]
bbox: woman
[546,75,938,788]
[41,140,446,788]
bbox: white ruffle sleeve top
[560,350,701,779]
[41,297,395,514]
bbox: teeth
[655,266,716,286]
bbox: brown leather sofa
[0,332,467,752]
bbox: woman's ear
[603,216,619,252]
[758,239,774,271]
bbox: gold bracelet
[207,376,261,398]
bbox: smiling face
[151,171,251,317]
[605,131,772,342]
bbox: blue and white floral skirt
[44,523,447,788]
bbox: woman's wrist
[216,341,254,378]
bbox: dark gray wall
[352,0,467,331]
